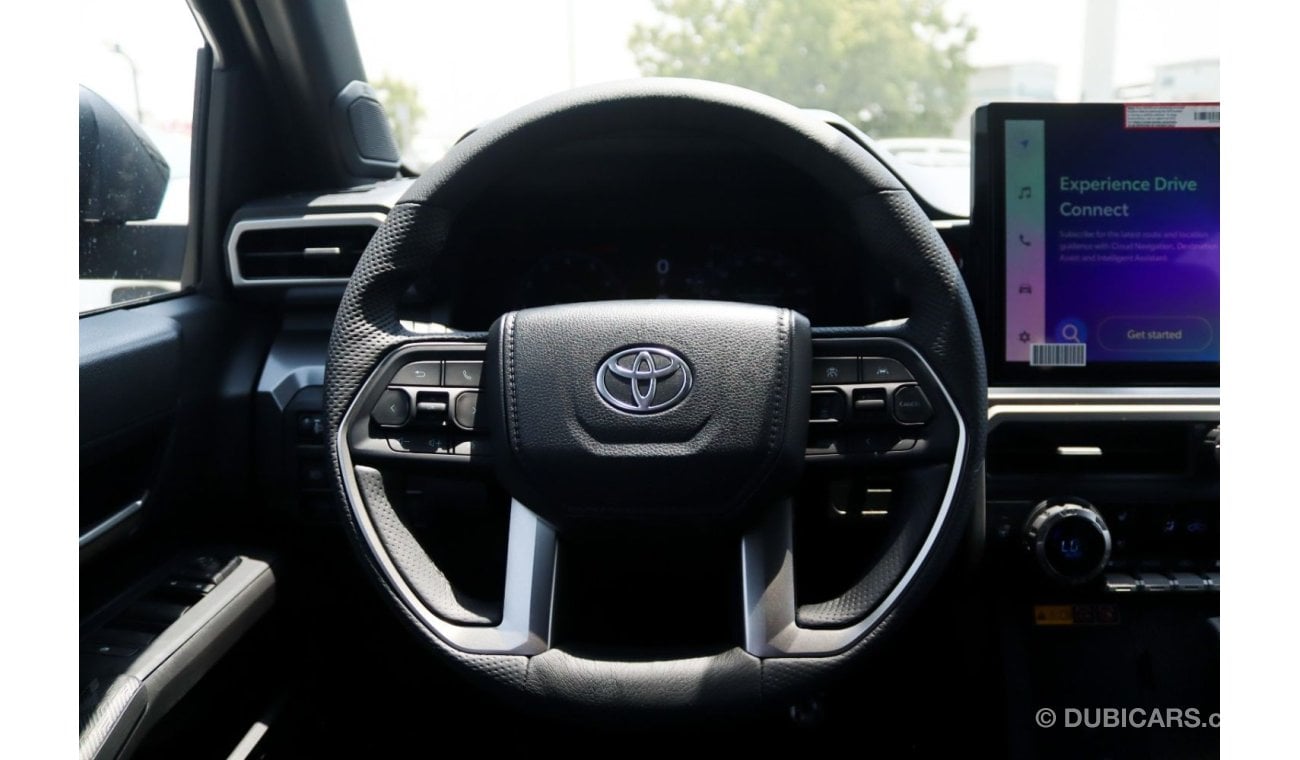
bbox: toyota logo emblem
[595,347,692,414]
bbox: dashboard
[228,101,1218,755]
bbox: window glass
[348,0,1217,215]
[78,1,203,313]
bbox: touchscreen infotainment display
[976,103,1219,374]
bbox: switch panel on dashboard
[984,419,1219,596]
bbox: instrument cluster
[443,231,877,329]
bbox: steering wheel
[325,79,985,716]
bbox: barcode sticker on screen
[1125,104,1220,129]
[1030,343,1087,367]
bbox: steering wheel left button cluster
[360,354,490,460]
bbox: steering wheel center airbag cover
[484,300,811,524]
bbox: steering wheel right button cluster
[804,342,955,462]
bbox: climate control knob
[1023,499,1112,585]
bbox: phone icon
[1018,234,1032,247]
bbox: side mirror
[78,85,169,223]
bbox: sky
[76,0,1220,166]
[78,0,204,133]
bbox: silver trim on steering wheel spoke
[741,336,968,657]
[496,498,559,653]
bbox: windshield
[348,0,1218,215]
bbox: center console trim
[989,387,1220,430]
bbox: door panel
[79,292,279,760]
[79,294,275,563]
[80,308,181,560]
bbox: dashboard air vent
[988,421,1196,477]
[228,212,384,286]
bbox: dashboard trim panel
[989,387,1220,430]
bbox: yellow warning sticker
[1033,605,1075,626]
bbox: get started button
[1097,316,1214,353]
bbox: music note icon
[1017,185,1032,200]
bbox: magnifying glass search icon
[1061,323,1081,343]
